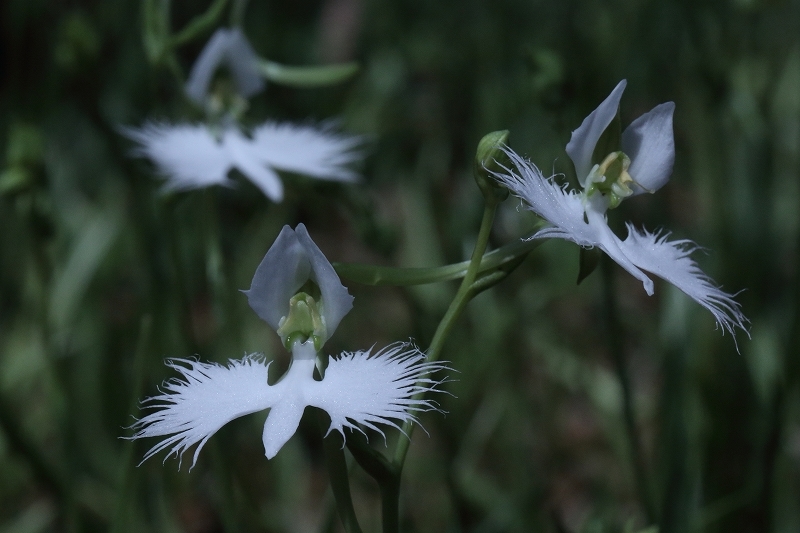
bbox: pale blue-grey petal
[244,226,311,330]
[566,80,627,187]
[223,28,266,99]
[185,29,233,104]
[184,28,265,104]
[622,102,675,195]
[294,224,353,340]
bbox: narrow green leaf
[334,232,543,286]
[259,60,359,87]
[169,0,230,49]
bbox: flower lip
[128,341,449,468]
[121,121,363,203]
[243,223,354,345]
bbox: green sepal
[577,246,602,285]
[258,60,359,87]
[591,110,622,167]
[473,130,510,204]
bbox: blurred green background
[2,0,800,531]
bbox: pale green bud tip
[474,130,510,203]
[277,292,325,351]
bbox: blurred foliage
[1,0,800,532]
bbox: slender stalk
[393,201,497,469]
[601,258,656,524]
[169,0,231,48]
[318,413,364,533]
[334,227,541,287]
[229,0,250,27]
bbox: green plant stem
[170,0,230,48]
[346,433,400,533]
[319,413,363,533]
[334,228,541,287]
[601,258,656,524]
[345,201,496,533]
[394,201,497,465]
[229,0,249,27]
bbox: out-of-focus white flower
[494,80,747,337]
[123,122,361,202]
[185,27,265,104]
[129,224,447,467]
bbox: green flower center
[277,292,325,351]
[584,151,634,209]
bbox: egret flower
[493,80,747,336]
[123,27,361,201]
[123,121,361,202]
[129,224,446,468]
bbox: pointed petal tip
[566,80,628,184]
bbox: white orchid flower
[494,80,747,336]
[129,224,446,468]
[123,121,361,202]
[184,27,265,104]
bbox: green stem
[399,201,496,443]
[319,413,363,533]
[346,433,399,533]
[601,258,656,524]
[229,0,249,27]
[334,228,541,287]
[169,0,231,48]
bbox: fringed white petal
[244,224,353,341]
[309,343,449,439]
[123,123,233,191]
[622,102,675,195]
[222,128,284,201]
[585,209,655,296]
[249,122,362,182]
[128,356,278,469]
[618,225,749,337]
[566,80,627,186]
[494,149,599,246]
